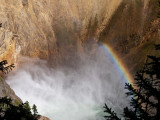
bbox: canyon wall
[99,0,160,73]
[0,0,159,73]
[0,0,122,66]
[0,0,55,65]
[0,76,21,104]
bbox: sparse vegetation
[0,97,40,120]
[86,14,99,37]
[104,44,160,120]
[0,60,15,74]
[0,60,40,120]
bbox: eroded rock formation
[0,0,159,73]
[0,0,122,66]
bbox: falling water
[6,47,129,120]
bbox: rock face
[0,0,123,106]
[0,0,122,66]
[99,0,160,74]
[0,76,21,104]
[0,0,159,72]
[38,116,50,120]
[0,0,56,64]
[0,1,159,118]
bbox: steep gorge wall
[0,0,159,74]
[99,0,152,52]
[0,0,122,67]
[0,0,56,65]
[0,76,21,104]
[98,0,160,74]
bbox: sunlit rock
[39,116,50,120]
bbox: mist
[6,46,129,120]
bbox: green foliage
[0,76,2,80]
[32,104,38,115]
[0,60,40,119]
[14,100,21,106]
[24,101,31,111]
[104,44,160,120]
[0,97,40,120]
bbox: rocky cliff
[0,0,123,101]
[0,76,21,104]
[0,0,159,73]
[99,0,160,74]
[0,0,122,66]
[0,1,160,119]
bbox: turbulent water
[6,47,128,120]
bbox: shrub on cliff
[0,60,15,74]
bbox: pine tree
[32,104,38,115]
[0,97,40,120]
[24,101,31,112]
[104,104,120,120]
[104,44,160,120]
[0,60,15,74]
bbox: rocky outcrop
[123,18,160,73]
[99,0,153,54]
[98,0,160,74]
[0,0,125,108]
[0,0,56,65]
[0,0,122,66]
[38,116,50,120]
[0,76,21,104]
[0,0,159,73]
[0,27,20,65]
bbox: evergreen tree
[0,97,40,119]
[32,104,38,116]
[104,104,120,120]
[0,61,40,119]
[104,44,160,120]
[0,60,15,74]
[24,101,31,111]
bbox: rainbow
[101,43,134,84]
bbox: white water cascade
[6,47,129,120]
